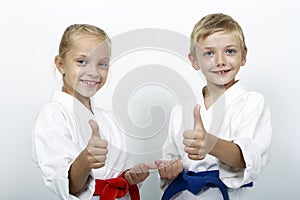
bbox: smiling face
[55,36,111,105]
[190,31,247,90]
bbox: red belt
[94,173,140,200]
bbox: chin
[78,90,97,98]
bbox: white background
[0,0,298,199]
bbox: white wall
[0,0,298,199]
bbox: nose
[87,64,100,78]
[215,53,226,67]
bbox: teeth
[82,80,98,85]
[216,70,229,74]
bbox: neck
[76,95,92,112]
[62,86,92,112]
[203,85,224,109]
[203,80,237,109]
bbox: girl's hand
[124,163,157,185]
[86,120,108,169]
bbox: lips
[212,69,231,75]
[80,80,100,87]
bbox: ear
[240,48,247,66]
[55,55,65,75]
[189,54,200,71]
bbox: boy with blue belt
[155,13,272,200]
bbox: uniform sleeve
[219,92,272,188]
[159,105,186,190]
[32,104,88,200]
[162,105,184,161]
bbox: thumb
[89,119,101,139]
[193,104,204,130]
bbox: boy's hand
[86,119,108,169]
[155,159,183,180]
[183,105,207,160]
[124,163,157,185]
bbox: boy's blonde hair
[190,13,247,57]
[58,24,111,59]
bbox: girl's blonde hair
[190,13,247,56]
[58,24,111,58]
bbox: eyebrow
[198,44,239,51]
[225,44,239,48]
[71,54,110,60]
[93,57,110,61]
[71,54,87,58]
[197,46,213,51]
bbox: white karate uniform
[32,91,131,200]
[162,81,272,200]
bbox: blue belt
[161,170,253,200]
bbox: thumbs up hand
[183,105,207,160]
[86,119,108,169]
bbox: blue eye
[226,49,236,55]
[77,60,87,66]
[203,51,213,57]
[98,62,109,69]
